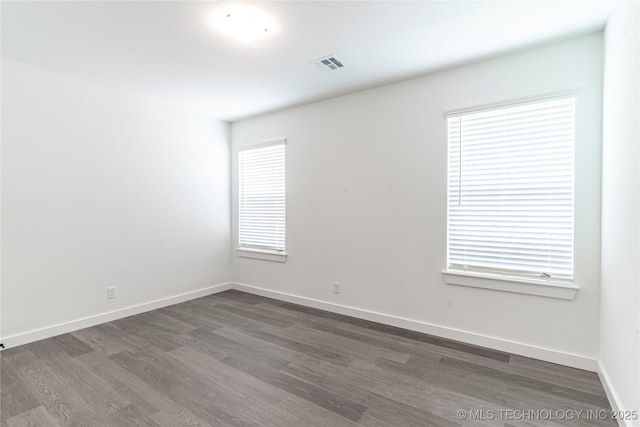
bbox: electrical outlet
[333,282,341,294]
[107,287,116,299]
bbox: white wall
[1,59,231,341]
[231,34,604,366]
[600,2,640,420]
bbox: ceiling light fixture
[209,3,277,44]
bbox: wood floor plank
[17,333,93,359]
[510,354,600,382]
[77,350,169,416]
[38,351,129,417]
[15,333,94,359]
[104,404,160,427]
[241,328,352,367]
[158,305,225,331]
[276,302,376,328]
[281,362,460,427]
[509,354,606,395]
[148,406,211,427]
[221,355,368,422]
[162,348,308,427]
[439,356,611,408]
[212,326,341,374]
[214,304,293,329]
[311,322,443,363]
[132,310,197,335]
[188,327,290,370]
[111,317,183,352]
[4,351,109,426]
[216,289,272,305]
[50,333,96,357]
[109,348,260,427]
[168,345,290,406]
[274,324,411,364]
[0,357,41,419]
[364,323,510,362]
[276,397,357,427]
[185,304,274,331]
[5,405,58,427]
[11,334,93,358]
[0,347,26,358]
[249,303,326,329]
[71,324,130,355]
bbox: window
[446,96,576,290]
[238,140,286,261]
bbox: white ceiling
[2,1,613,122]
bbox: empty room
[1,1,638,426]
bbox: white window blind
[447,96,575,282]
[239,141,286,252]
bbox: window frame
[442,92,580,300]
[236,139,287,263]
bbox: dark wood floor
[1,290,615,426]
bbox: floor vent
[312,55,346,72]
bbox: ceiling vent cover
[312,55,346,72]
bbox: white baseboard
[0,282,233,349]
[597,361,634,427]
[232,282,599,372]
[0,280,600,373]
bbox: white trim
[238,138,286,151]
[231,282,598,371]
[445,88,580,117]
[0,282,233,349]
[443,270,580,300]
[597,361,634,427]
[236,247,287,262]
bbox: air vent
[312,55,346,72]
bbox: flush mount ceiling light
[208,3,277,44]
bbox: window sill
[442,270,579,300]
[236,248,287,263]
